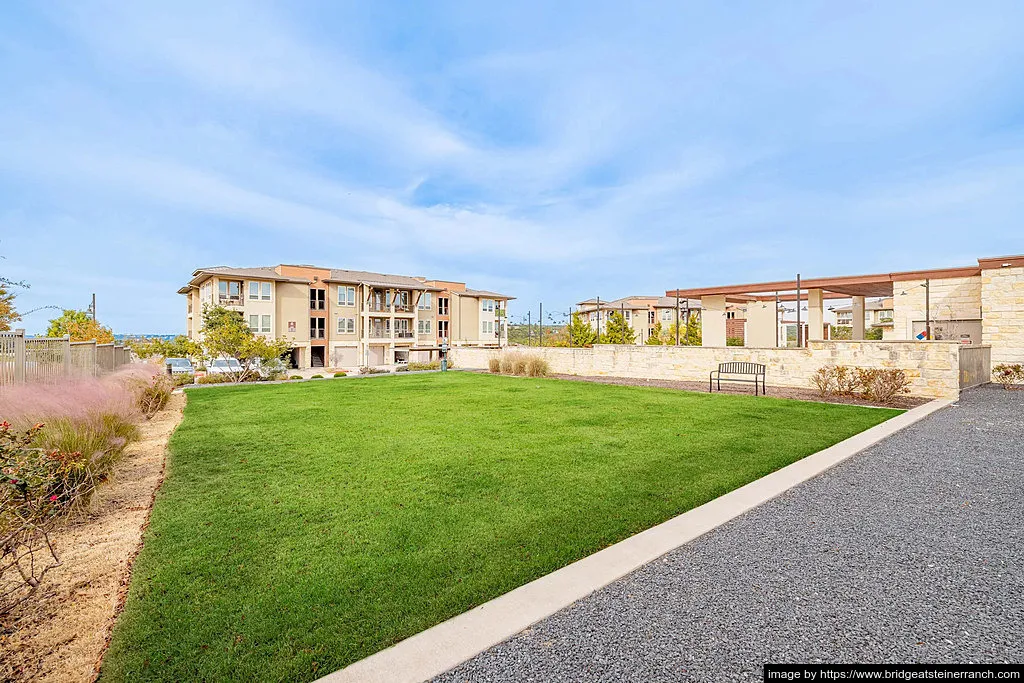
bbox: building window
[438,320,449,339]
[310,289,326,310]
[661,310,672,321]
[482,299,494,312]
[648,311,655,324]
[482,320,494,335]
[338,286,355,306]
[262,282,271,300]
[310,317,325,339]
[726,311,736,319]
[261,315,271,333]
[249,314,259,332]
[249,282,259,300]
[393,290,410,311]
[417,319,432,334]
[418,292,432,310]
[624,310,631,321]
[438,297,449,315]
[337,317,354,334]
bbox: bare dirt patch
[0,392,185,682]
[546,373,929,409]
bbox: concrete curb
[318,397,954,683]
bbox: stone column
[852,296,866,340]
[701,295,727,347]
[746,300,777,347]
[807,289,824,341]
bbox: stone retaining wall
[452,340,965,399]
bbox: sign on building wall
[288,321,296,332]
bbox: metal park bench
[709,362,767,396]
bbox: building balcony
[395,331,414,339]
[218,295,244,307]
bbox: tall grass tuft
[489,353,550,377]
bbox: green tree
[566,311,598,348]
[129,335,201,360]
[603,311,636,345]
[684,313,702,345]
[200,305,292,382]
[46,309,115,343]
[645,321,664,345]
[0,286,17,332]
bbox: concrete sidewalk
[435,386,1024,682]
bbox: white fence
[0,329,131,386]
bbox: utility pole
[87,293,96,321]
[527,311,532,346]
[795,274,802,347]
[539,303,543,347]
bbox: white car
[207,358,243,375]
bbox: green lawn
[102,372,900,681]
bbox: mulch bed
[546,373,929,410]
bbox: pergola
[665,265,982,347]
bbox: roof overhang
[666,263,987,300]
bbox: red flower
[49,494,59,502]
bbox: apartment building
[178,265,513,368]
[575,296,701,344]
[829,297,895,333]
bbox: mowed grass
[102,372,900,681]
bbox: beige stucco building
[178,265,513,369]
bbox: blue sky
[2,1,1023,334]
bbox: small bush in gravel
[488,358,501,374]
[289,375,302,380]
[993,363,1024,389]
[358,367,389,375]
[333,371,347,378]
[395,366,410,373]
[171,373,195,387]
[490,353,549,377]
[135,375,173,419]
[812,367,837,396]
[408,361,440,371]
[310,374,324,379]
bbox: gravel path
[435,386,1024,682]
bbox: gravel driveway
[435,386,1024,682]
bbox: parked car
[207,358,243,375]
[165,358,194,374]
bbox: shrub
[408,361,440,371]
[135,374,173,419]
[171,373,194,387]
[310,374,324,379]
[196,374,232,385]
[289,375,302,380]
[866,369,911,404]
[993,363,1024,389]
[833,366,860,395]
[499,355,516,374]
[726,337,744,347]
[333,371,347,378]
[491,353,549,377]
[810,365,911,405]
[395,366,409,373]
[526,356,550,377]
[358,367,389,375]
[812,367,836,396]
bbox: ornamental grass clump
[0,366,172,611]
[489,353,550,377]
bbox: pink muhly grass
[0,366,158,464]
